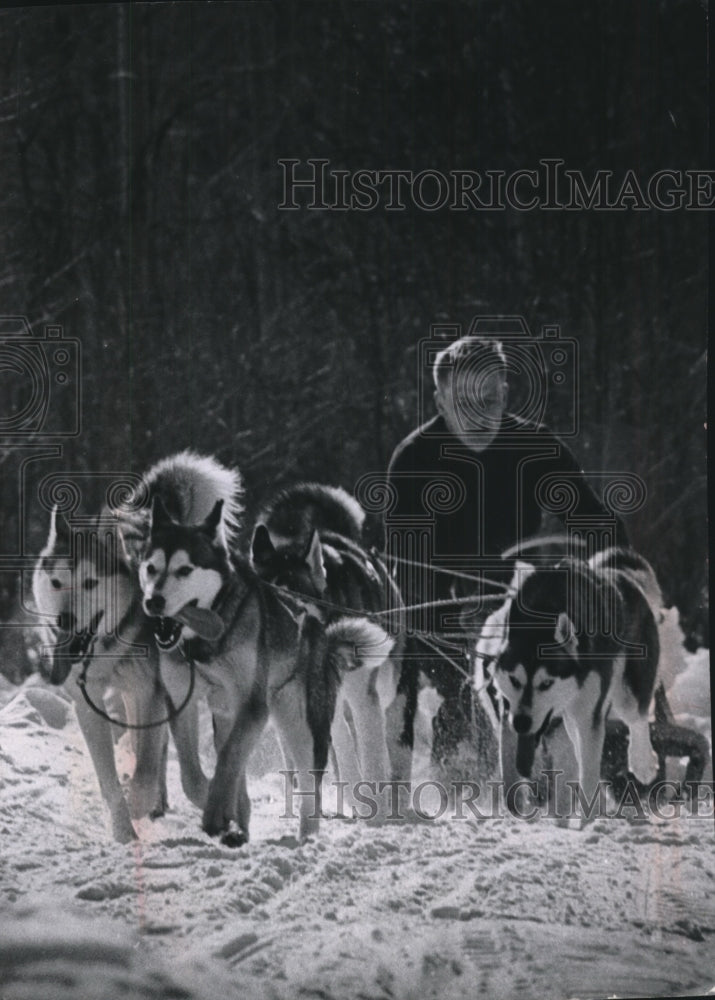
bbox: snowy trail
[1,672,713,1000]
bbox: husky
[33,505,173,842]
[479,556,710,815]
[32,451,237,842]
[250,484,403,813]
[133,482,392,846]
[488,548,662,823]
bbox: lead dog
[32,451,237,842]
[132,480,392,846]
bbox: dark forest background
[0,1,708,679]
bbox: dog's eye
[145,564,157,578]
[509,676,523,692]
[176,565,193,578]
[50,578,62,590]
[537,678,554,692]
[83,578,99,591]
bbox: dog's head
[138,496,229,650]
[33,507,134,684]
[493,611,580,739]
[250,523,327,599]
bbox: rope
[76,649,196,730]
[261,577,506,623]
[260,557,509,699]
[500,533,587,559]
[386,553,511,592]
[414,631,472,684]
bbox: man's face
[434,369,507,450]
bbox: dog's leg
[128,722,169,819]
[330,694,362,816]
[385,691,412,782]
[563,710,606,828]
[499,710,526,816]
[626,713,659,786]
[202,695,268,846]
[345,669,392,815]
[160,651,210,808]
[541,721,577,819]
[170,696,209,809]
[386,656,418,782]
[620,602,659,785]
[70,684,136,843]
[500,717,537,818]
[272,688,324,842]
[119,659,170,820]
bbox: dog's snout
[57,610,76,632]
[513,713,532,735]
[145,594,166,615]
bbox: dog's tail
[325,617,394,672]
[258,483,365,545]
[590,546,665,635]
[115,451,243,564]
[143,450,243,540]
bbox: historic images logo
[278,158,715,213]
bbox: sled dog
[32,451,237,842]
[250,484,403,810]
[134,484,392,846]
[487,548,661,821]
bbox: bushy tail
[589,547,664,618]
[326,617,394,672]
[142,450,243,542]
[258,483,365,545]
[115,450,243,564]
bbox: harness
[75,597,197,730]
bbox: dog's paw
[298,816,320,842]
[504,782,539,819]
[202,790,233,839]
[202,811,228,839]
[111,810,138,844]
[628,750,659,787]
[128,779,168,821]
[221,823,249,849]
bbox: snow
[0,654,713,1000]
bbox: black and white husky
[486,548,661,822]
[128,475,392,846]
[250,484,403,814]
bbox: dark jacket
[385,413,628,632]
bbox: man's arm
[537,432,631,548]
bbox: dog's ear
[304,530,328,595]
[555,611,578,656]
[46,505,71,552]
[199,499,224,540]
[113,508,151,568]
[251,523,276,567]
